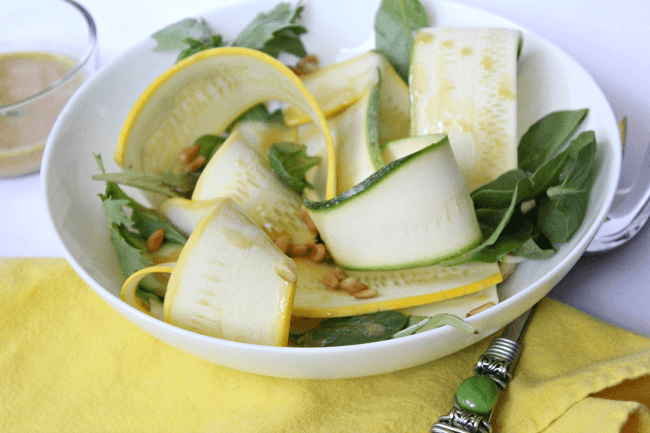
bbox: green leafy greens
[268,142,321,192]
[294,311,478,347]
[152,2,307,63]
[446,109,597,264]
[94,154,187,279]
[374,0,429,83]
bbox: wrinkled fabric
[1,258,648,433]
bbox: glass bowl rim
[0,0,98,113]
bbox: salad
[93,0,597,348]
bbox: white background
[2,0,649,336]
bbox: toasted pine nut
[466,302,496,317]
[274,235,292,254]
[179,144,201,162]
[294,54,319,75]
[309,244,327,263]
[146,229,165,253]
[184,155,206,172]
[332,267,347,281]
[353,288,378,299]
[340,277,368,295]
[288,243,311,257]
[321,272,340,290]
[300,206,318,232]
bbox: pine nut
[179,144,201,162]
[146,229,165,253]
[321,272,340,290]
[300,206,318,232]
[340,277,368,295]
[332,267,347,281]
[295,55,319,75]
[353,288,378,299]
[274,235,291,254]
[466,302,496,317]
[309,244,327,263]
[184,155,206,172]
[288,243,311,257]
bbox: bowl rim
[40,0,622,374]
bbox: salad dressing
[0,51,83,177]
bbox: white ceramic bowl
[42,0,621,379]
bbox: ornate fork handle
[431,338,522,433]
[432,305,534,433]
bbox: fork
[586,119,650,252]
[432,119,650,432]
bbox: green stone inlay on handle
[455,375,499,415]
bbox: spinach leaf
[268,142,321,192]
[374,0,429,83]
[152,18,213,51]
[518,108,588,172]
[537,131,597,243]
[511,234,556,260]
[468,215,535,263]
[296,311,408,347]
[471,169,529,209]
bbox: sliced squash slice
[396,286,499,318]
[164,197,297,346]
[121,263,175,320]
[114,46,336,199]
[299,83,383,200]
[382,133,447,164]
[283,51,409,145]
[305,137,482,271]
[291,258,501,318]
[190,131,316,244]
[410,27,520,191]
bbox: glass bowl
[0,0,97,178]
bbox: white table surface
[2,0,649,336]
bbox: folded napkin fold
[1,257,649,433]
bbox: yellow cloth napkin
[1,258,649,433]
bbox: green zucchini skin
[304,136,448,211]
[304,136,483,271]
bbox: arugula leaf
[374,0,429,83]
[232,3,307,58]
[92,171,200,199]
[177,35,224,62]
[107,226,153,278]
[261,28,308,58]
[268,142,321,192]
[518,108,589,172]
[537,131,597,243]
[296,311,408,347]
[94,154,187,278]
[152,18,213,51]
